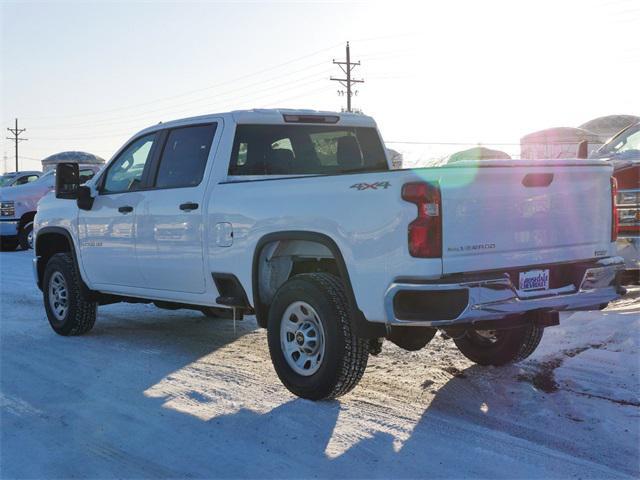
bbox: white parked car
[1,167,99,250]
[0,170,42,188]
[33,109,625,399]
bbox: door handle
[118,205,133,214]
[179,202,199,211]
[522,173,554,187]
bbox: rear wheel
[453,323,543,366]
[43,253,97,336]
[267,273,369,400]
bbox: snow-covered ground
[1,249,638,478]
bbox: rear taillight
[616,189,640,234]
[611,176,618,242]
[402,182,442,257]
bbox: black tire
[267,273,369,400]
[43,253,97,336]
[18,222,33,250]
[0,239,18,251]
[453,323,543,366]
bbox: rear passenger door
[135,123,218,293]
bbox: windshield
[0,175,17,187]
[592,124,640,159]
[36,170,55,183]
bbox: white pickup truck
[33,109,625,400]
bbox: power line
[28,76,332,141]
[14,42,343,123]
[26,63,332,131]
[260,84,334,109]
[6,119,28,172]
[331,42,364,113]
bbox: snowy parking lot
[1,249,638,478]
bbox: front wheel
[18,222,33,250]
[43,253,97,336]
[267,273,369,400]
[453,323,543,366]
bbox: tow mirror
[55,163,80,199]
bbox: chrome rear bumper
[385,257,626,327]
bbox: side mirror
[55,163,80,199]
[77,185,95,211]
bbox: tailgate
[438,160,614,274]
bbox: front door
[78,133,158,287]
[135,123,218,293]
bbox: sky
[1,0,639,172]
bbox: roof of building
[41,151,106,165]
[521,127,601,143]
[447,146,512,163]
[579,115,640,139]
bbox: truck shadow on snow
[103,312,635,478]
[6,306,635,478]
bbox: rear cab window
[228,125,387,176]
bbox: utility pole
[330,41,364,112]
[6,118,28,172]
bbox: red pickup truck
[591,122,640,283]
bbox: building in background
[520,127,602,160]
[520,115,639,160]
[579,115,640,143]
[386,148,403,169]
[447,146,511,163]
[41,151,105,172]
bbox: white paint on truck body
[34,109,618,324]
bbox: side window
[155,124,216,189]
[237,142,248,166]
[310,131,352,166]
[79,169,96,183]
[618,128,640,153]
[271,138,293,153]
[102,133,156,194]
[16,175,38,185]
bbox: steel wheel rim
[280,301,325,376]
[48,271,69,321]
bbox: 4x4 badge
[350,181,391,191]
